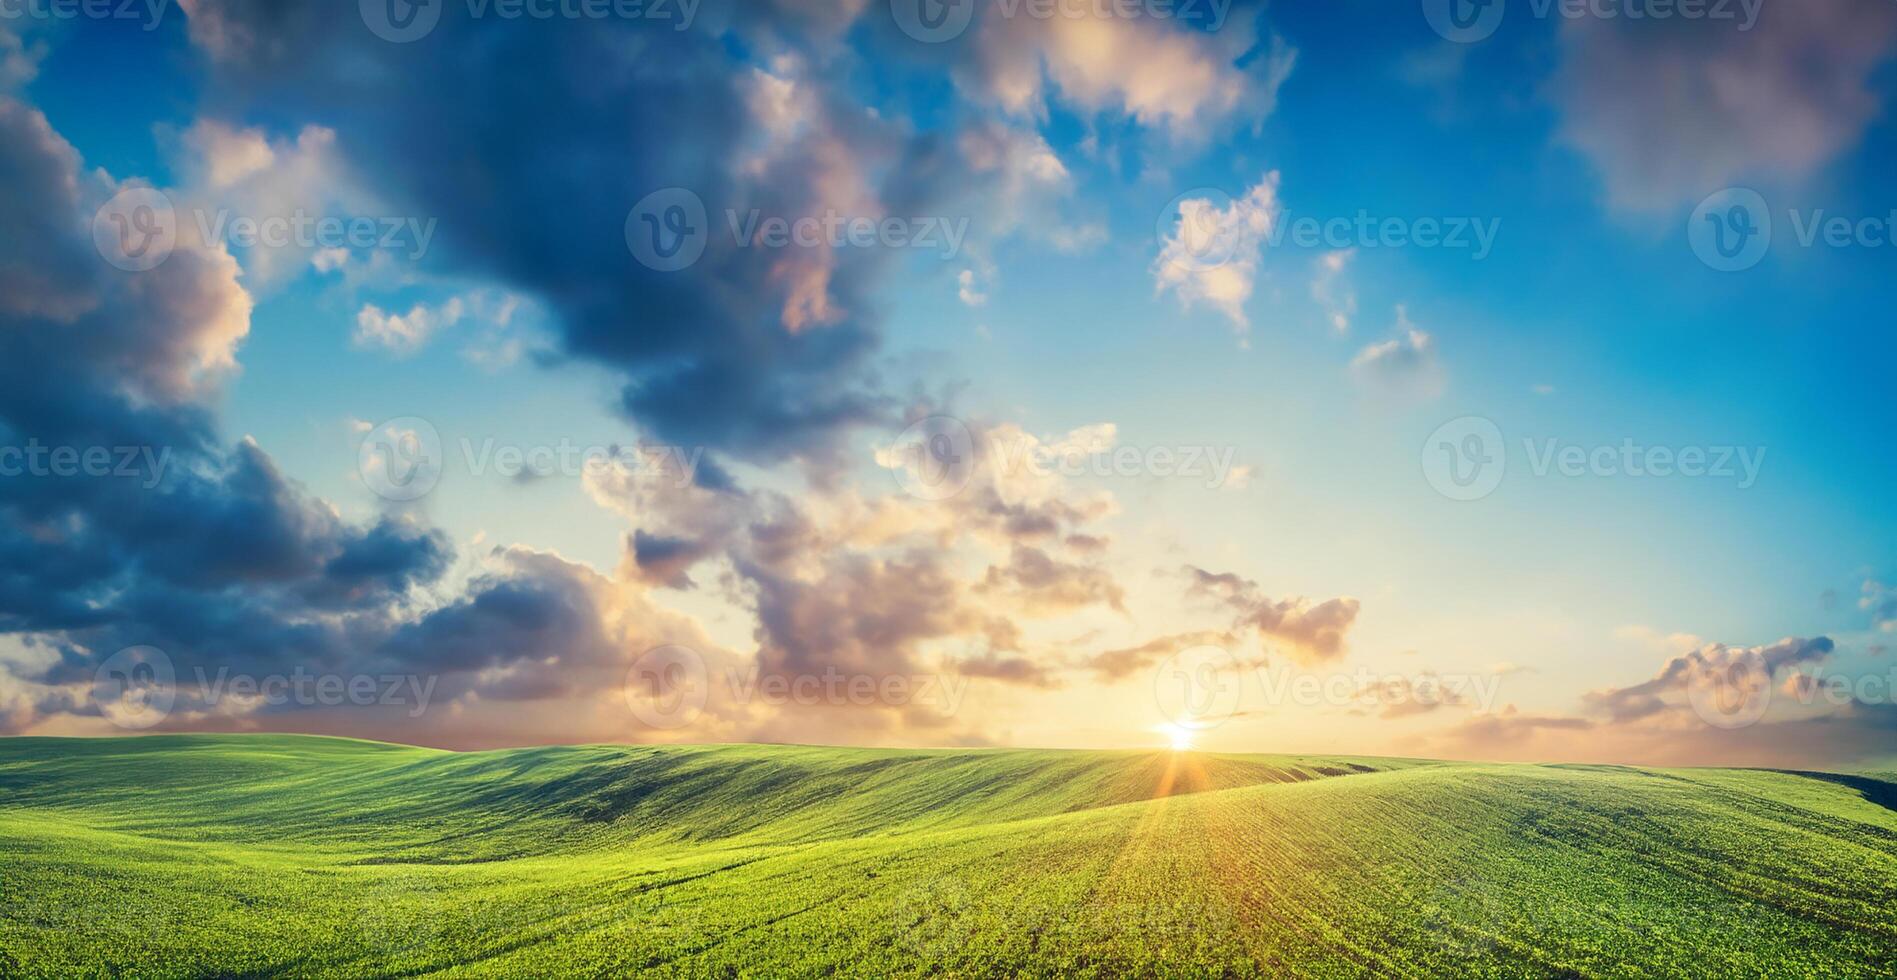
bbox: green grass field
[2,735,1892,977]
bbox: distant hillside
[2,735,1892,977]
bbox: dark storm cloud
[172,0,1011,465]
[0,96,457,730]
[373,553,614,688]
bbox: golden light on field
[1158,723,1196,752]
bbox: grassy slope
[1,736,1892,978]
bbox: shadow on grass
[1771,770,1897,814]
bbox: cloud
[1183,565,1360,663]
[954,7,1296,141]
[166,119,368,289]
[957,268,989,307]
[170,1,981,467]
[353,298,465,355]
[1311,249,1355,334]
[1551,2,1897,212]
[1580,636,1834,724]
[1081,630,1240,682]
[0,96,472,738]
[1153,172,1281,338]
[1439,705,1595,744]
[1363,675,1470,719]
[1861,580,1897,632]
[0,22,43,92]
[978,543,1127,616]
[1351,305,1442,396]
[1427,635,1897,768]
[957,650,1060,689]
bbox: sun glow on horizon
[1157,723,1196,752]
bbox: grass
[1,735,1893,977]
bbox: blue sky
[1,0,1893,763]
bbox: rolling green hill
[2,735,1892,977]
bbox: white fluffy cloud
[1152,172,1282,339]
[353,298,466,355]
[962,9,1296,141]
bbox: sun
[1157,723,1196,752]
